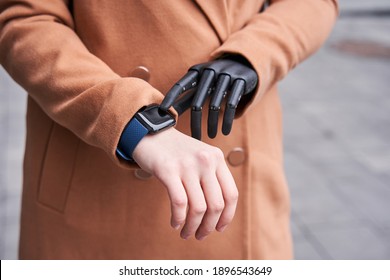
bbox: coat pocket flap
[38,124,79,213]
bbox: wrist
[132,127,176,164]
[116,105,176,162]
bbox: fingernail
[218,225,227,232]
[197,235,207,241]
[181,233,190,240]
[173,225,180,230]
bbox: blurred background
[1,0,390,259]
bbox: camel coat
[0,0,338,259]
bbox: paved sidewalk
[280,0,390,259]
[1,0,390,259]
[0,68,25,260]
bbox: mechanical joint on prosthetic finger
[160,56,258,140]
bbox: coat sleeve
[0,0,168,168]
[211,0,339,116]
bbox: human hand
[132,127,238,240]
[160,57,258,140]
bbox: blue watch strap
[116,117,149,161]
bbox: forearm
[0,0,165,166]
[211,0,339,115]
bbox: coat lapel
[193,0,230,43]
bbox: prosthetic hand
[160,57,258,140]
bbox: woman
[0,0,338,259]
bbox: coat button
[129,66,151,82]
[227,147,246,166]
[134,169,153,180]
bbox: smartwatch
[116,104,176,162]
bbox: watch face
[136,105,176,133]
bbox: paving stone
[293,239,324,260]
[290,211,333,260]
[283,121,347,161]
[2,222,19,260]
[0,241,4,259]
[284,152,331,194]
[351,147,390,176]
[331,174,390,230]
[313,157,390,230]
[309,225,390,260]
[340,0,390,11]
[290,218,305,242]
[290,184,362,227]
[379,229,390,245]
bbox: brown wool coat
[0,0,338,259]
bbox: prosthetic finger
[208,74,230,139]
[191,69,215,140]
[172,89,195,116]
[222,79,245,136]
[160,70,198,111]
